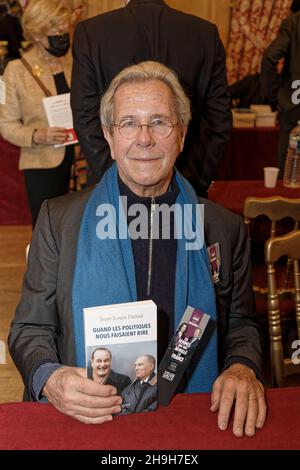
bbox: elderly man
[9,61,266,436]
[89,347,131,395]
[261,7,300,175]
[121,355,157,414]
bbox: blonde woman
[0,0,73,226]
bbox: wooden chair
[244,196,300,238]
[243,196,300,303]
[265,230,300,386]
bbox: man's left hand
[210,363,267,437]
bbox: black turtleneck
[118,176,179,362]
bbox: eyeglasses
[113,118,178,139]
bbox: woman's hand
[33,127,67,145]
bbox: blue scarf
[72,164,218,392]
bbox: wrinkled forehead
[93,350,111,360]
[135,356,153,367]
[113,80,176,118]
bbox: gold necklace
[47,56,63,75]
[36,43,63,75]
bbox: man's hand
[210,363,267,437]
[43,366,122,424]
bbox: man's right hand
[43,366,122,424]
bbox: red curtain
[227,0,292,84]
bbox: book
[250,105,277,127]
[158,306,215,406]
[0,78,5,105]
[232,109,256,128]
[42,92,78,146]
[83,300,158,414]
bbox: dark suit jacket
[71,0,232,194]
[87,368,131,395]
[261,11,300,111]
[230,74,268,109]
[8,185,262,400]
[121,373,157,414]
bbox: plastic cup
[264,167,279,188]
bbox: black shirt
[118,176,179,362]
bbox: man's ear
[103,126,115,160]
[179,126,187,153]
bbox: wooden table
[208,180,300,215]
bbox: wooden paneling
[84,0,123,17]
[166,0,230,48]
[0,226,32,403]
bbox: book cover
[158,306,215,406]
[0,78,5,105]
[42,92,78,146]
[83,300,158,414]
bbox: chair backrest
[265,230,300,386]
[243,196,300,295]
[244,196,300,236]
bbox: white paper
[83,300,157,373]
[42,92,78,146]
[0,78,6,105]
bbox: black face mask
[46,33,70,57]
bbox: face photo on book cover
[171,316,204,356]
[158,306,215,406]
[87,346,131,395]
[86,342,157,413]
[120,354,158,415]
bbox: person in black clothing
[291,0,300,13]
[71,0,232,197]
[230,74,268,109]
[188,327,202,345]
[261,8,300,175]
[121,355,157,414]
[174,322,189,344]
[89,347,131,396]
